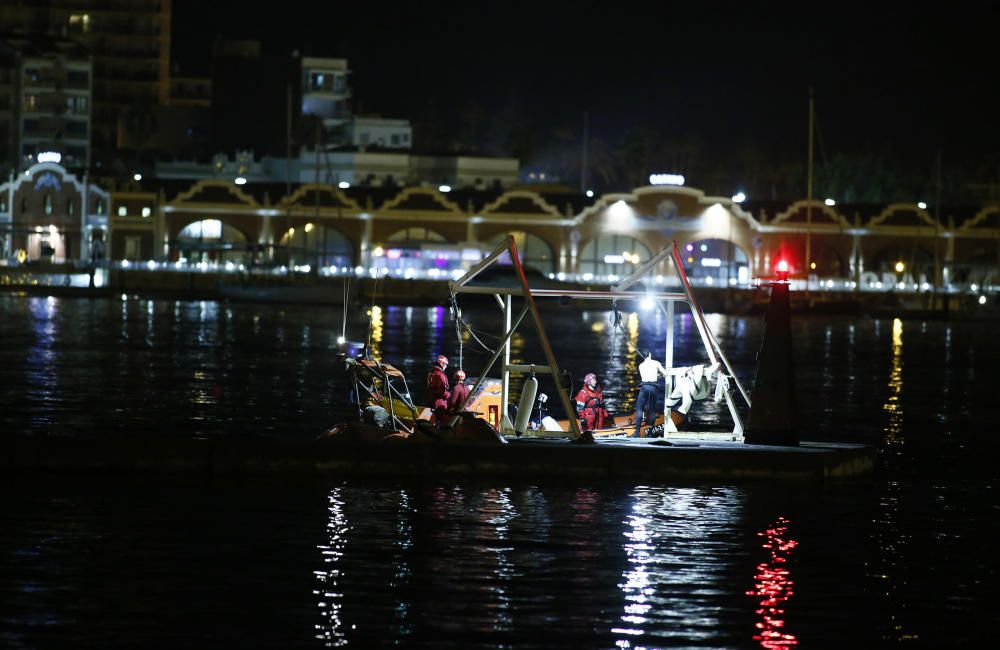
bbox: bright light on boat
[235,176,247,185]
[337,335,346,345]
[732,192,746,203]
[918,201,927,209]
[824,198,835,206]
[338,181,350,189]
[438,184,451,193]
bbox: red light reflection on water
[746,516,798,648]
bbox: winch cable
[610,301,642,356]
[449,293,497,366]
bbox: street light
[895,261,905,273]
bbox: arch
[385,227,447,243]
[578,233,652,280]
[175,218,249,265]
[679,237,752,285]
[376,227,467,278]
[276,223,354,269]
[486,231,555,275]
[866,242,937,283]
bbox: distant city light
[338,181,350,189]
[235,176,247,185]
[438,185,451,193]
[918,201,927,209]
[38,151,61,163]
[732,192,746,203]
[824,198,836,206]
[649,173,685,186]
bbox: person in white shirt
[634,352,668,436]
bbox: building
[0,0,173,170]
[300,57,351,146]
[346,116,411,150]
[0,35,92,174]
[8,160,998,304]
[0,160,109,263]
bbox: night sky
[173,2,1000,177]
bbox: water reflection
[746,516,798,648]
[614,486,747,647]
[315,488,349,646]
[882,318,904,447]
[369,305,383,359]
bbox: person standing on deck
[634,351,668,437]
[426,355,451,422]
[448,369,470,414]
[575,372,608,430]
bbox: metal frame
[448,237,751,439]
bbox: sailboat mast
[805,88,814,299]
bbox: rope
[610,302,642,355]
[450,292,463,369]
[450,292,496,359]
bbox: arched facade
[4,166,997,296]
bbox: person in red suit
[447,369,470,415]
[575,372,608,430]
[426,354,451,422]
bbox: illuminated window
[124,236,141,260]
[69,14,91,34]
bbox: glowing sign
[648,173,685,186]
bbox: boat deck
[2,435,875,482]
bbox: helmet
[436,354,449,368]
[583,372,597,385]
[454,369,466,381]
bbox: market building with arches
[3,161,999,296]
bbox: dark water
[1,295,998,647]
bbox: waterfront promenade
[2,263,993,319]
